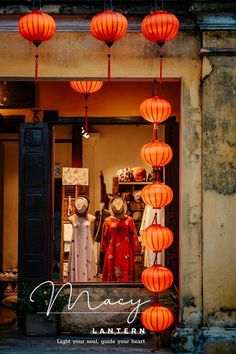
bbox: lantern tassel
[107,48,111,81]
[35,54,39,83]
[160,55,163,84]
[85,95,89,133]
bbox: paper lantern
[141,140,173,167]
[141,10,179,47]
[141,305,174,332]
[142,224,173,252]
[18,11,56,82]
[70,81,103,95]
[69,81,103,132]
[142,265,174,293]
[140,96,171,125]
[90,10,128,80]
[141,182,173,208]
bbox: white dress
[68,214,97,282]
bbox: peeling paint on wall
[207,308,236,328]
[203,56,236,195]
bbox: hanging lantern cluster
[69,81,103,133]
[140,1,179,337]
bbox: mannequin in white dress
[68,196,96,282]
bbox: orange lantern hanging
[141,140,173,168]
[141,224,173,252]
[142,265,174,293]
[70,81,103,133]
[140,96,171,125]
[141,10,179,47]
[142,10,179,83]
[141,305,174,332]
[141,182,173,209]
[90,10,128,80]
[18,11,56,82]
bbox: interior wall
[54,126,73,176]
[39,81,180,121]
[3,142,18,271]
[83,125,164,214]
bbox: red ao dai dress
[101,216,141,281]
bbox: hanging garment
[101,215,141,281]
[68,214,96,282]
[140,206,164,267]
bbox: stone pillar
[201,31,236,327]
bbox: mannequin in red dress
[101,197,141,281]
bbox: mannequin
[101,197,141,281]
[68,196,96,282]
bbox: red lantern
[18,11,56,82]
[140,96,171,125]
[142,265,174,293]
[141,140,173,167]
[142,224,173,252]
[141,305,174,332]
[141,10,179,47]
[70,81,103,133]
[141,182,173,208]
[90,10,128,80]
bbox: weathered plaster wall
[202,31,236,327]
[0,31,202,327]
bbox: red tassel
[35,54,39,83]
[160,55,163,84]
[107,50,111,81]
[85,96,88,133]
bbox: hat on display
[75,196,89,215]
[109,197,127,218]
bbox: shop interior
[0,79,180,288]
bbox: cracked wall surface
[202,31,236,327]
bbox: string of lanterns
[139,1,179,341]
[18,1,180,340]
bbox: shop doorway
[3,80,180,288]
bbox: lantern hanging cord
[152,124,159,141]
[153,252,158,266]
[35,53,39,84]
[107,47,111,81]
[152,211,158,225]
[84,95,89,133]
[153,292,159,305]
[160,55,163,84]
